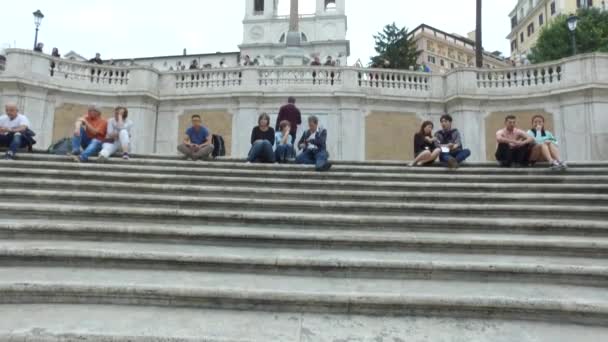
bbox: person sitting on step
[71,105,108,163]
[247,113,275,163]
[275,120,295,163]
[0,103,35,160]
[411,121,441,166]
[99,106,133,161]
[296,116,332,172]
[527,115,567,170]
[434,114,471,169]
[177,114,214,161]
[495,115,534,167]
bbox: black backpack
[212,134,226,158]
[48,137,72,155]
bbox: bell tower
[315,0,345,15]
[245,0,277,19]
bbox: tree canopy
[529,8,608,64]
[370,23,421,69]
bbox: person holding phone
[527,115,567,169]
[434,114,471,169]
[411,121,441,166]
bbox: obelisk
[286,0,301,47]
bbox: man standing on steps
[71,105,108,163]
[434,114,471,169]
[177,114,214,161]
[296,116,332,172]
[495,115,535,167]
[275,97,302,144]
[0,103,34,160]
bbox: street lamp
[567,15,578,56]
[33,10,44,50]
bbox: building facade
[507,0,605,62]
[409,24,509,73]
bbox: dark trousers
[247,140,275,163]
[0,132,28,155]
[297,149,330,171]
[440,149,471,165]
[495,143,531,167]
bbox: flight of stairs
[0,154,607,341]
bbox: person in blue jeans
[71,105,108,162]
[0,103,34,160]
[434,114,471,169]
[296,116,332,172]
[275,120,295,163]
[247,113,275,163]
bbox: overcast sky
[0,0,516,64]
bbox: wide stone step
[2,220,608,258]
[2,267,608,325]
[2,168,608,195]
[6,189,608,220]
[3,160,607,184]
[19,153,608,174]
[2,203,608,232]
[2,239,608,286]
[4,178,608,205]
[4,304,608,342]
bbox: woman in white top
[99,106,133,160]
[527,115,566,169]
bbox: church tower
[241,0,349,66]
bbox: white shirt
[0,114,30,130]
[106,117,133,137]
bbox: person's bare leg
[529,145,542,163]
[430,148,441,163]
[540,143,554,163]
[413,151,431,166]
[548,143,561,161]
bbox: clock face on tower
[249,26,265,41]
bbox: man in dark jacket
[296,116,331,172]
[275,97,302,143]
[434,114,471,169]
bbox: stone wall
[365,112,420,161]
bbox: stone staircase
[0,154,608,341]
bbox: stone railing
[50,58,130,86]
[2,49,607,100]
[357,69,430,91]
[172,69,243,89]
[476,61,564,89]
[257,66,342,87]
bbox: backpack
[212,134,226,158]
[48,137,72,155]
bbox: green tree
[529,8,608,64]
[370,23,421,69]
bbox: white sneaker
[559,161,568,169]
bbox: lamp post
[567,15,578,56]
[475,0,483,68]
[33,10,44,50]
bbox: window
[324,0,337,10]
[511,16,518,28]
[520,32,525,43]
[539,13,544,26]
[254,0,264,14]
[440,59,445,67]
[450,63,455,69]
[551,1,556,14]
[427,55,436,64]
[578,0,592,7]
[511,39,518,52]
[527,23,535,36]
